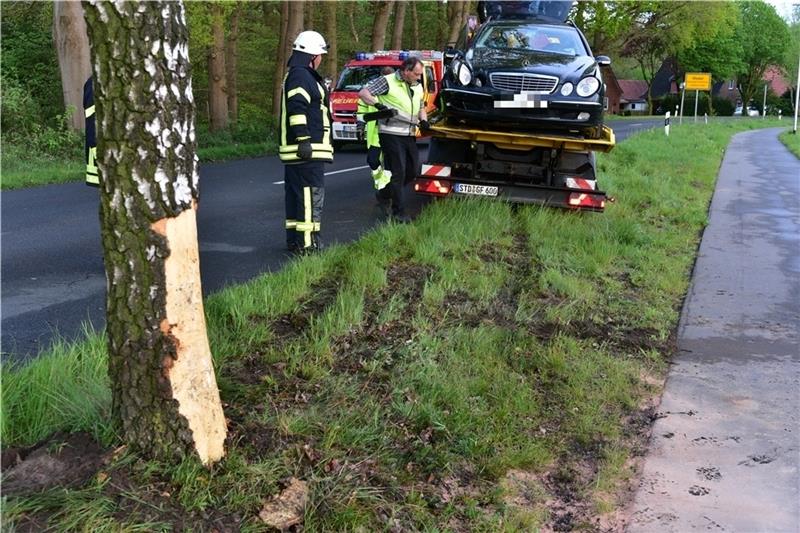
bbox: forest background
[1,0,798,185]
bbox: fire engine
[330,50,445,146]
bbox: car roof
[477,1,573,24]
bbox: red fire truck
[330,50,445,146]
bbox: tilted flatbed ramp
[426,121,616,153]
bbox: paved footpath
[628,128,800,532]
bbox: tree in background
[371,0,394,51]
[735,1,791,112]
[783,5,800,113]
[390,0,407,50]
[325,1,339,82]
[226,2,241,124]
[53,0,91,131]
[208,3,229,131]
[83,0,227,465]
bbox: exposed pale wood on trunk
[52,0,91,130]
[83,0,226,465]
[391,0,407,50]
[208,3,229,131]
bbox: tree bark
[391,0,407,50]
[83,0,226,466]
[371,1,394,51]
[348,1,359,44]
[324,1,338,82]
[226,3,240,123]
[446,1,466,46]
[411,1,419,50]
[305,0,314,30]
[273,1,304,119]
[53,0,91,130]
[208,3,228,131]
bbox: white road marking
[272,165,370,184]
[325,165,369,176]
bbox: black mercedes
[440,1,610,139]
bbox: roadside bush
[712,97,735,116]
[1,75,44,134]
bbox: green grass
[1,118,785,531]
[1,120,278,190]
[779,128,800,159]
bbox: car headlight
[451,59,472,86]
[576,77,600,97]
[560,82,574,96]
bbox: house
[650,59,680,99]
[601,65,622,114]
[713,66,790,104]
[618,80,649,113]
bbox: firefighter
[358,56,429,223]
[356,66,395,192]
[84,77,98,187]
[279,30,333,254]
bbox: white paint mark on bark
[146,245,156,261]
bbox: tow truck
[413,119,614,211]
[331,50,445,146]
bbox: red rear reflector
[568,192,605,209]
[414,178,451,196]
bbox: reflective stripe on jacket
[377,73,423,137]
[84,78,99,186]
[279,57,333,164]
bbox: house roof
[765,66,790,97]
[618,80,649,102]
[601,65,623,94]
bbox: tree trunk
[391,0,407,50]
[272,1,290,119]
[82,0,226,466]
[305,0,315,30]
[324,1,338,82]
[348,1,359,44]
[371,1,394,51]
[411,1,419,50]
[446,1,466,46]
[208,3,228,131]
[226,3,240,124]
[53,0,91,130]
[436,1,446,50]
[273,1,304,119]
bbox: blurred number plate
[453,183,499,196]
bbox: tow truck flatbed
[414,120,615,211]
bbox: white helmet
[293,31,328,55]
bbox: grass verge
[1,119,784,531]
[779,128,800,159]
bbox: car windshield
[474,24,585,56]
[335,66,394,91]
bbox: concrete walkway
[628,128,800,532]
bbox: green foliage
[735,1,792,110]
[1,1,63,126]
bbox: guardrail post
[704,113,708,124]
[665,111,670,136]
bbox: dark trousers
[284,162,324,250]
[377,133,420,216]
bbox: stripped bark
[83,0,226,465]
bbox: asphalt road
[1,119,662,361]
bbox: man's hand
[297,140,313,160]
[374,103,388,111]
[419,119,431,131]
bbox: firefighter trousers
[376,133,419,216]
[284,162,324,251]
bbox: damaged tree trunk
[83,0,226,466]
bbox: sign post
[684,73,711,123]
[679,82,686,124]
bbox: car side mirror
[595,55,611,67]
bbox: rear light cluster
[414,178,451,196]
[568,192,605,209]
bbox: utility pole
[679,82,685,124]
[762,84,767,119]
[794,53,799,134]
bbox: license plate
[453,183,499,196]
[333,123,359,140]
